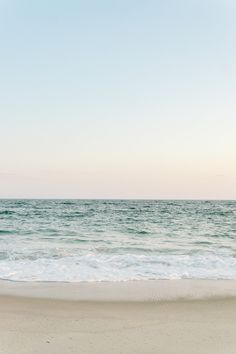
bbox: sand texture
[0,295,236,354]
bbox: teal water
[0,200,235,281]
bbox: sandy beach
[0,280,236,354]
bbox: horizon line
[0,198,235,201]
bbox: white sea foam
[0,253,236,282]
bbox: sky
[0,0,236,199]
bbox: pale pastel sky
[0,0,236,199]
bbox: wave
[0,253,236,282]
[0,230,15,234]
[0,210,15,215]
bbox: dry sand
[0,280,236,354]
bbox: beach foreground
[0,280,236,354]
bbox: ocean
[0,199,235,282]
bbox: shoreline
[0,279,236,301]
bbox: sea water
[0,199,235,282]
